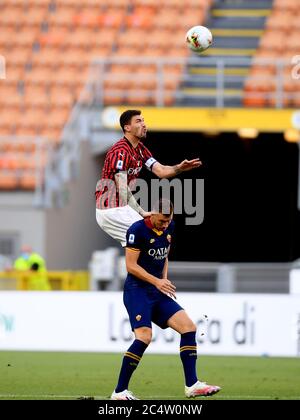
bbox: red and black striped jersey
[95,137,157,209]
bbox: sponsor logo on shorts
[136,315,142,321]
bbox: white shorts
[96,205,143,247]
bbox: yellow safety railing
[0,271,89,291]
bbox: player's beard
[140,129,147,139]
[134,127,147,140]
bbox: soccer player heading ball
[95,110,202,247]
[111,198,221,400]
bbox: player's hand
[156,278,176,299]
[178,158,202,172]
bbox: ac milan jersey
[95,137,157,209]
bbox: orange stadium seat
[1,66,22,87]
[153,11,181,29]
[291,14,300,31]
[89,45,113,57]
[94,28,119,47]
[24,67,54,85]
[72,12,102,28]
[0,7,23,27]
[181,9,205,28]
[265,11,294,32]
[126,9,154,29]
[103,88,126,106]
[252,50,279,73]
[162,91,176,106]
[22,8,48,28]
[101,10,125,28]
[5,48,31,67]
[38,30,69,48]
[19,170,38,190]
[23,86,49,109]
[0,28,16,49]
[49,87,75,109]
[0,171,19,190]
[117,28,148,50]
[288,31,300,52]
[0,109,21,133]
[126,88,154,105]
[65,29,96,49]
[13,28,39,48]
[16,109,47,136]
[259,31,286,52]
[273,0,299,13]
[30,48,60,68]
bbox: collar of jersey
[144,217,164,236]
[124,136,139,149]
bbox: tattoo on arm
[116,172,145,216]
[174,165,181,175]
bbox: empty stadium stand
[0,0,299,192]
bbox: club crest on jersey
[150,238,155,243]
[167,234,172,243]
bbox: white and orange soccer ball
[186,25,213,53]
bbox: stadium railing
[76,56,299,108]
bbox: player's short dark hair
[120,110,141,133]
[152,198,174,217]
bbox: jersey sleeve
[126,223,143,251]
[141,144,157,172]
[109,148,130,175]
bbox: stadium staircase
[178,0,274,106]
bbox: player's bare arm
[115,172,151,218]
[152,158,202,179]
[126,248,176,298]
[162,258,168,279]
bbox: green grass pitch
[0,351,299,400]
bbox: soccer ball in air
[186,25,213,53]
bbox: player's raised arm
[152,158,202,179]
[126,248,176,298]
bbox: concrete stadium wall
[0,192,46,261]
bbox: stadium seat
[265,11,294,32]
[125,9,154,29]
[273,0,299,13]
[19,170,38,190]
[0,170,19,190]
[126,88,155,105]
[259,31,286,52]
